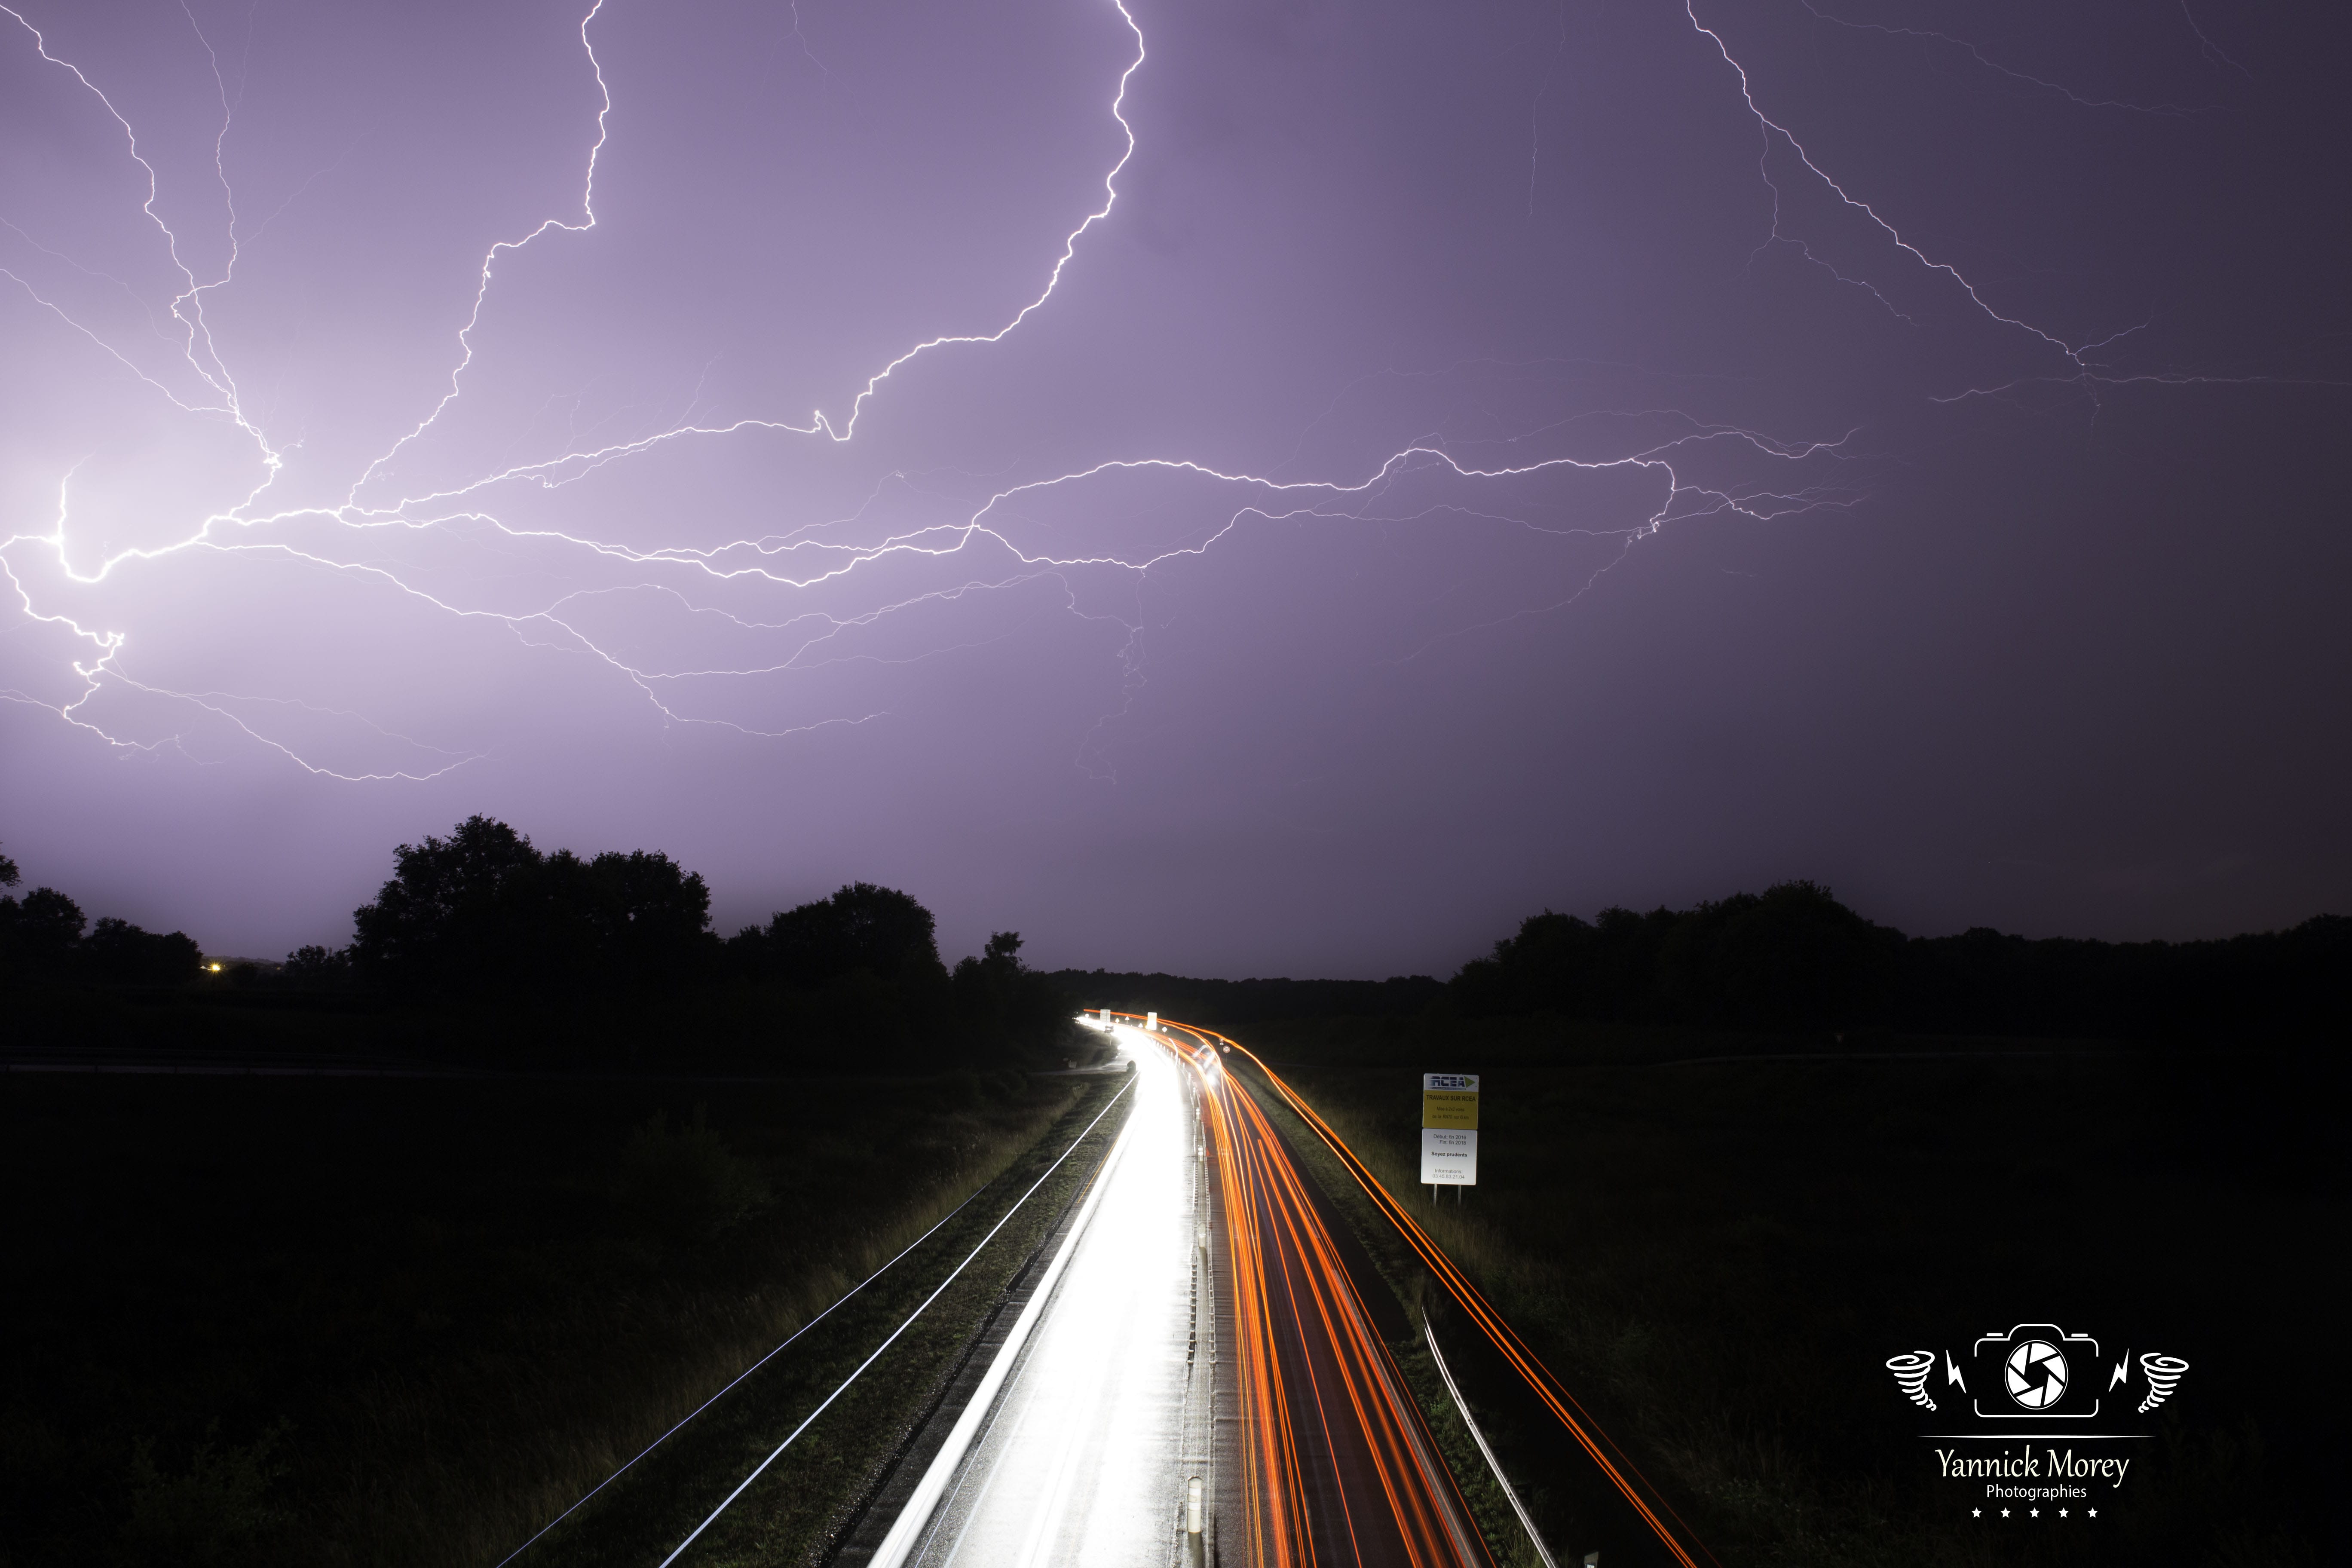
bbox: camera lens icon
[2004,1339,2070,1409]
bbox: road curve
[1136,1016,1491,1568]
[1197,1035,1491,1568]
[858,1032,1208,1568]
[1159,1018,1714,1568]
[858,1017,1493,1568]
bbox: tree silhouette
[0,885,87,978]
[84,917,205,986]
[281,945,354,987]
[1451,884,2348,1038]
[352,816,545,994]
[738,882,945,988]
[351,816,713,996]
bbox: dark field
[0,1063,1125,1568]
[1235,1019,2339,1568]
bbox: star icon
[2001,1509,2011,1518]
[2030,1508,2040,1517]
[2060,1509,2068,1517]
[2089,1509,2099,1518]
[1972,1509,1981,1518]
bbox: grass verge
[1221,1055,1551,1568]
[545,1070,1135,1568]
[1226,1019,2335,1568]
[0,1065,1124,1568]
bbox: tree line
[1449,880,2346,1040]
[14,827,2339,1046]
[1053,883,2343,1043]
[0,848,203,987]
[2,821,1081,1065]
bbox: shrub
[614,1110,772,1246]
[122,1424,287,1566]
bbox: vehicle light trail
[653,1075,1132,1568]
[1424,1319,1557,1568]
[867,1031,1201,1568]
[1134,1014,1713,1568]
[1112,1012,1491,1568]
[494,1167,992,1568]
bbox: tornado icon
[2137,1353,2189,1414]
[1886,1351,1937,1412]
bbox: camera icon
[1886,1321,2187,1427]
[1971,1323,2103,1419]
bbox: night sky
[3,0,2345,975]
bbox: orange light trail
[1100,1012,1491,1568]
[1104,1012,1715,1568]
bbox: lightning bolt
[2110,1356,2130,1391]
[1945,1351,1965,1391]
[1680,3,2342,418]
[1795,1,2223,117]
[2176,2,2251,77]
[0,0,2324,782]
[1682,0,2088,362]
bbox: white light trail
[878,1034,1197,1568]
[654,1074,1136,1568]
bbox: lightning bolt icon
[2110,1356,2131,1391]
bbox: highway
[855,1017,1493,1568]
[533,1013,1702,1567]
[1179,1023,1491,1568]
[1180,1022,1712,1568]
[850,1027,1211,1568]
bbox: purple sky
[3,0,2345,976]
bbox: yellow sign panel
[1421,1072,1479,1129]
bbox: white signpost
[1421,1072,1479,1188]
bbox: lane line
[868,1105,1138,1568]
[1139,1016,1487,1568]
[655,1077,1134,1567]
[497,1170,999,1566]
[1202,1027,1713,1568]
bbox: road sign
[1422,1073,1479,1128]
[1421,1072,1479,1185]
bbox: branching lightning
[1684,0,2086,361]
[1795,0,2219,118]
[1680,1,2341,416]
[0,0,2304,783]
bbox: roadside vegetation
[2,818,1117,1567]
[1186,880,2340,1568]
[1083,881,2346,1047]
[1231,1019,2334,1568]
[3,817,1081,1071]
[0,1064,1128,1568]
[618,1077,1132,1568]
